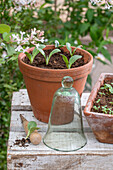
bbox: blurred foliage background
[0,0,113,169]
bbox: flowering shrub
[0,24,45,64]
[90,0,113,9]
[12,0,38,11]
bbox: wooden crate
[7,89,113,170]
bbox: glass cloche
[43,76,87,152]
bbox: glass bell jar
[43,76,87,152]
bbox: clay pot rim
[18,45,93,72]
[84,73,113,118]
[84,111,113,118]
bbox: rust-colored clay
[18,45,93,123]
[84,73,113,144]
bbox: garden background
[0,0,113,169]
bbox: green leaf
[49,49,61,58]
[101,47,112,63]
[66,42,72,55]
[96,58,108,65]
[79,23,90,34]
[3,32,9,41]
[38,44,46,49]
[72,45,82,55]
[38,48,46,57]
[86,9,94,22]
[106,28,109,39]
[25,52,32,63]
[105,84,112,89]
[0,24,11,33]
[109,88,113,94]
[60,54,69,68]
[32,47,39,63]
[6,44,15,56]
[69,55,82,68]
[29,127,40,135]
[46,56,49,65]
[97,40,110,53]
[90,24,98,41]
[28,121,37,131]
[3,32,17,42]
[26,121,39,139]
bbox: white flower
[31,28,37,35]
[2,51,7,58]
[55,40,59,47]
[105,2,112,9]
[1,43,5,47]
[35,43,40,49]
[74,40,78,45]
[14,6,22,12]
[44,39,48,42]
[40,38,45,43]
[15,45,23,52]
[20,31,25,36]
[12,34,17,40]
[22,47,29,53]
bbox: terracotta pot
[18,45,93,123]
[84,73,113,144]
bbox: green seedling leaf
[60,54,69,68]
[32,47,39,63]
[49,49,61,58]
[109,102,113,105]
[93,106,98,111]
[38,48,46,58]
[38,44,46,49]
[25,52,32,63]
[0,24,11,33]
[109,88,113,94]
[69,55,82,68]
[29,127,40,136]
[26,121,39,139]
[45,49,61,65]
[72,45,82,55]
[28,121,37,130]
[33,47,39,57]
[66,42,72,56]
[96,99,100,103]
[105,83,112,89]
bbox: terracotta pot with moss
[84,73,113,144]
[18,45,93,123]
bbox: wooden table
[7,89,113,170]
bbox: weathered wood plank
[8,131,113,153]
[11,89,32,111]
[10,111,91,132]
[11,89,90,111]
[7,152,113,170]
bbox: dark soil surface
[23,48,89,69]
[13,138,30,147]
[91,78,113,114]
